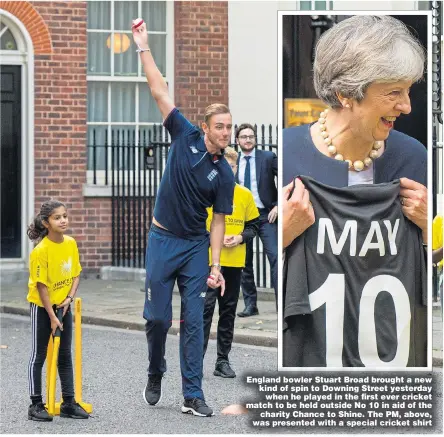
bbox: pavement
[0,279,277,348]
[0,278,442,366]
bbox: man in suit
[235,123,278,316]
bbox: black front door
[1,65,21,258]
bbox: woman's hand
[283,178,315,249]
[399,178,428,243]
[131,18,149,49]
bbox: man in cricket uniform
[132,18,235,416]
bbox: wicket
[45,297,92,415]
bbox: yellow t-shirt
[27,235,82,307]
[207,184,259,268]
[432,215,443,268]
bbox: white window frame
[85,0,174,194]
[298,1,333,11]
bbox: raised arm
[131,18,174,121]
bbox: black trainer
[214,361,236,378]
[28,403,53,421]
[60,401,89,419]
[182,398,214,417]
[143,374,163,406]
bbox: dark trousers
[144,224,209,400]
[241,209,278,307]
[28,303,74,400]
[203,267,242,363]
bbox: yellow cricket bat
[47,308,64,416]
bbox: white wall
[228,0,418,128]
[331,1,417,10]
[228,1,297,128]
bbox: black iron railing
[88,123,278,288]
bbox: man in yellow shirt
[203,147,259,378]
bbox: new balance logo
[207,169,218,181]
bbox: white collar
[240,148,256,160]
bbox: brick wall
[31,1,110,274]
[31,2,113,273]
[174,1,229,125]
[1,1,111,273]
[1,1,229,274]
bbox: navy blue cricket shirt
[283,124,427,187]
[153,108,235,239]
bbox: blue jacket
[236,148,278,210]
[283,124,427,188]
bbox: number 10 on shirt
[310,274,411,367]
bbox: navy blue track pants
[143,224,209,400]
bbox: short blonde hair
[204,103,231,124]
[224,146,238,163]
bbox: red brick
[1,1,229,273]
[174,1,228,123]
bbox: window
[299,1,333,10]
[86,1,171,181]
[0,22,18,50]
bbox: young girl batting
[27,200,88,421]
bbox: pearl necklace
[318,109,383,172]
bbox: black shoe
[182,397,214,417]
[214,361,236,378]
[237,306,259,317]
[60,401,89,419]
[143,374,163,406]
[28,403,53,421]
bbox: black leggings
[28,303,74,400]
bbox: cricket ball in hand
[133,18,144,29]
